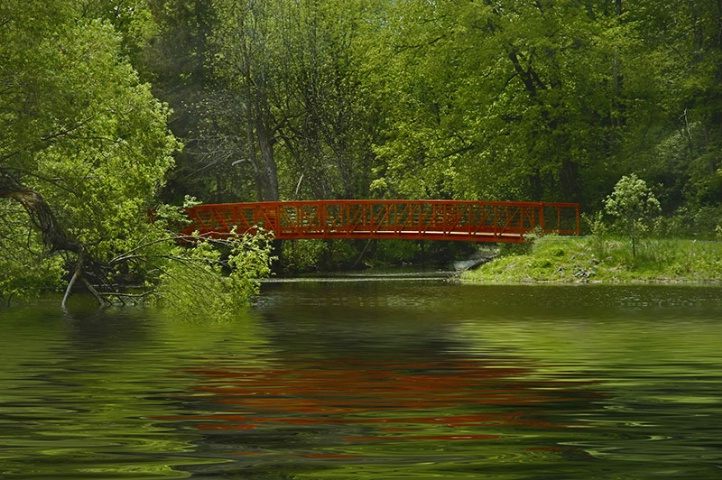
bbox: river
[1,276,721,479]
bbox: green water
[1,280,721,479]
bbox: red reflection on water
[346,434,500,442]
[299,453,360,459]
[161,357,593,438]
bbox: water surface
[1,281,721,479]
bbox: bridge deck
[184,199,580,243]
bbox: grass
[461,234,722,284]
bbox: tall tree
[274,0,383,200]
[0,0,177,302]
[201,0,384,203]
[625,0,722,212]
[373,0,632,205]
[144,0,225,203]
[205,0,283,202]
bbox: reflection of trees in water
[162,283,611,476]
[165,354,601,468]
[162,283,722,478]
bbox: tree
[604,174,661,257]
[193,0,383,203]
[372,0,630,204]
[622,0,722,215]
[201,0,283,202]
[144,0,229,203]
[0,1,175,301]
[0,1,271,308]
[272,0,383,200]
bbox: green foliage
[281,240,329,273]
[4,0,722,290]
[0,228,65,307]
[0,1,277,311]
[144,0,387,204]
[0,202,52,305]
[370,240,423,267]
[1,0,177,255]
[651,204,722,239]
[147,0,722,268]
[371,1,627,202]
[604,174,661,256]
[363,0,722,216]
[0,1,276,312]
[279,238,466,273]
[150,231,273,318]
[83,0,157,68]
[582,211,611,260]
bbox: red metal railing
[184,200,580,243]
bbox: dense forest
[145,0,722,214]
[2,0,722,303]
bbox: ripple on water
[1,284,722,479]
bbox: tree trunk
[256,114,279,202]
[0,173,81,254]
[0,172,110,307]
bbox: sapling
[604,174,661,258]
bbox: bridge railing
[184,200,580,243]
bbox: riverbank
[461,235,722,284]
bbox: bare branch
[109,235,183,264]
[62,248,85,309]
[81,277,109,306]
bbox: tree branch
[62,247,85,309]
[1,172,81,254]
[40,116,94,144]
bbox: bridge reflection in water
[185,199,580,243]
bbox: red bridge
[184,200,579,243]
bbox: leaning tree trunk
[0,180,81,254]
[0,171,101,307]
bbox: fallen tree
[1,171,272,310]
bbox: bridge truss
[184,200,580,243]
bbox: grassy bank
[461,234,722,284]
